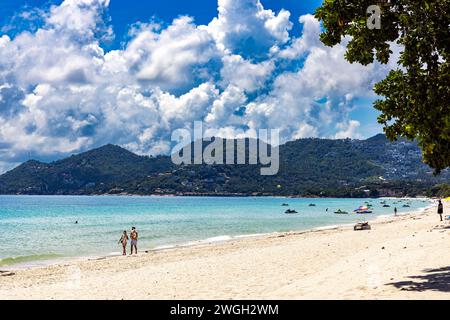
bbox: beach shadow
[434,225,450,230]
[387,266,450,293]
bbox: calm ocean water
[0,196,432,268]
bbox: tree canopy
[315,0,450,173]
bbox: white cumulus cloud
[0,0,399,173]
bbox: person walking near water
[130,227,139,255]
[118,231,129,256]
[394,207,398,216]
[438,200,444,222]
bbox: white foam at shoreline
[314,225,341,231]
[235,233,270,239]
[182,235,233,247]
[153,244,177,251]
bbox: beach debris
[354,222,371,231]
[88,257,107,262]
[0,271,15,277]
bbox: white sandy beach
[0,201,449,300]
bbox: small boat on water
[355,210,373,214]
[334,209,349,215]
[354,205,373,214]
[285,209,298,214]
[309,204,316,207]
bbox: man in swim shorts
[130,227,138,255]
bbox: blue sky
[0,0,390,173]
[1,0,323,47]
[1,1,322,27]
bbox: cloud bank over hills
[0,0,399,173]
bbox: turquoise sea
[0,196,432,268]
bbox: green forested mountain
[0,135,448,197]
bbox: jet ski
[334,209,349,215]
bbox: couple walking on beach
[118,227,138,256]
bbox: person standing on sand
[394,207,398,216]
[118,231,129,256]
[438,200,444,222]
[130,227,138,255]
